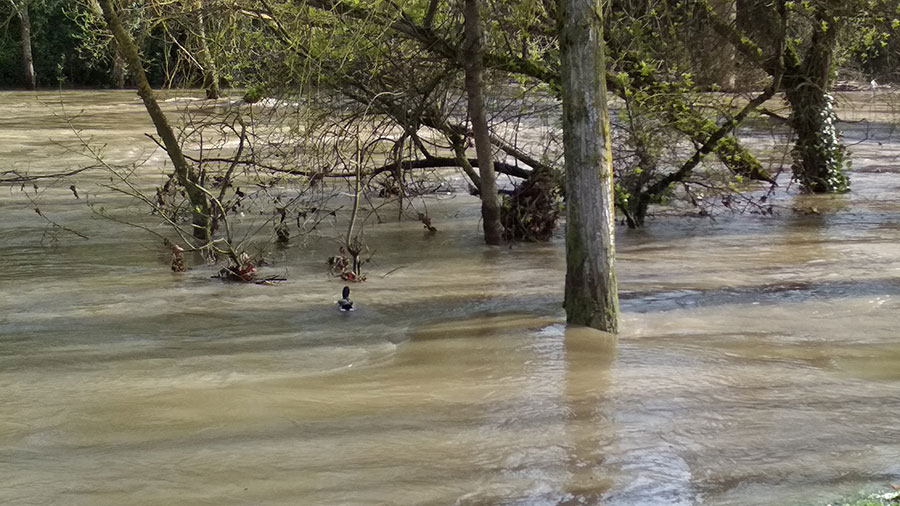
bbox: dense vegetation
[4,1,898,90]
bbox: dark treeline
[1,0,188,88]
[3,1,900,90]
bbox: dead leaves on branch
[215,253,259,282]
[327,246,369,282]
[164,239,186,272]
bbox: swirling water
[1,91,899,505]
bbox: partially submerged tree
[97,0,212,242]
[781,1,848,193]
[699,0,900,193]
[559,0,618,332]
[236,0,778,232]
[603,0,779,227]
[462,0,502,245]
[190,0,219,99]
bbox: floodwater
[2,91,900,506]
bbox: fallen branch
[0,166,96,183]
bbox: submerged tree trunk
[783,8,848,193]
[19,2,36,90]
[559,0,619,332]
[97,0,211,243]
[463,0,502,245]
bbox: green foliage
[791,92,850,192]
[603,8,775,227]
[838,6,900,81]
[0,0,183,88]
[242,83,264,103]
[0,0,107,87]
[826,489,900,506]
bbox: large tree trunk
[194,0,220,99]
[19,2,36,90]
[463,0,502,245]
[97,0,211,243]
[783,8,848,193]
[559,0,619,332]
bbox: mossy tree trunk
[783,7,848,193]
[98,0,212,243]
[559,0,619,332]
[194,0,220,100]
[463,0,502,245]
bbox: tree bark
[783,7,847,193]
[111,41,127,88]
[97,0,212,243]
[19,2,36,90]
[559,0,618,332]
[462,0,502,245]
[705,0,847,193]
[194,0,220,99]
[712,0,737,90]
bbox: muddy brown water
[1,91,900,505]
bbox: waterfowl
[337,285,354,311]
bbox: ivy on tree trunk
[783,8,849,193]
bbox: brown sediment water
[1,91,899,505]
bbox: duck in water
[337,286,354,311]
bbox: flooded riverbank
[1,91,899,505]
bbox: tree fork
[627,85,779,227]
